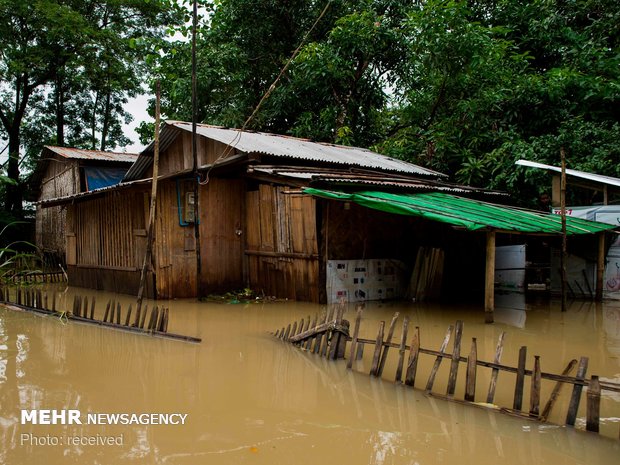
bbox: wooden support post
[370,321,385,377]
[596,233,605,301]
[560,147,568,312]
[566,357,589,426]
[513,346,527,411]
[90,297,95,320]
[446,320,464,397]
[530,355,541,418]
[405,326,420,387]
[116,302,121,325]
[586,375,601,433]
[395,316,410,383]
[290,321,298,341]
[485,231,496,324]
[377,313,399,377]
[83,297,88,318]
[283,324,291,341]
[347,308,363,370]
[486,331,506,404]
[426,325,453,392]
[465,337,477,402]
[51,292,56,312]
[540,359,577,422]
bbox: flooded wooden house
[38,122,615,322]
[30,146,138,266]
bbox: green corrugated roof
[303,189,617,235]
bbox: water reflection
[0,287,619,464]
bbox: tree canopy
[2,0,619,218]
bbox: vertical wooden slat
[370,321,385,376]
[465,337,477,402]
[446,320,464,396]
[125,304,133,326]
[377,313,399,377]
[566,357,589,426]
[395,316,410,383]
[425,325,453,392]
[529,355,541,418]
[405,326,420,387]
[486,331,506,404]
[513,346,528,411]
[347,308,363,370]
[540,359,577,422]
[586,375,601,433]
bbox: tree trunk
[5,128,22,215]
[100,90,111,151]
[55,74,65,146]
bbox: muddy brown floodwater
[1,285,619,464]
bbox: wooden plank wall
[246,185,319,302]
[156,132,236,178]
[154,180,197,298]
[199,177,245,293]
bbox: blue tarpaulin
[84,167,128,191]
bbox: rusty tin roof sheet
[44,146,138,163]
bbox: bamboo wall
[245,185,319,302]
[36,156,80,256]
[66,189,152,296]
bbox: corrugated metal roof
[45,146,138,163]
[251,166,507,197]
[304,189,617,235]
[515,160,620,188]
[125,121,446,181]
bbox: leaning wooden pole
[136,80,161,319]
[560,146,568,312]
[191,0,203,298]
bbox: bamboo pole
[136,80,161,316]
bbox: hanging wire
[199,0,333,185]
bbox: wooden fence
[273,306,620,439]
[3,270,66,284]
[0,286,200,343]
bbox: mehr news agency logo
[19,409,188,447]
